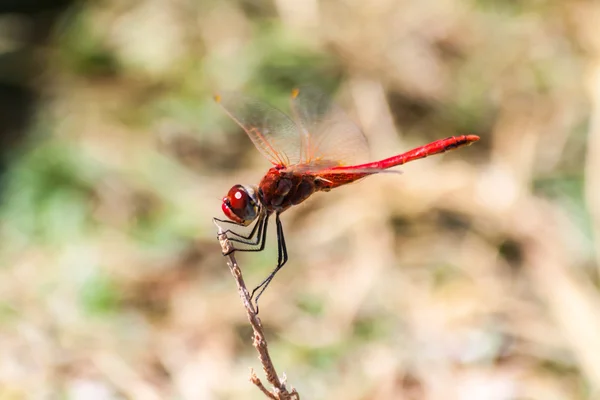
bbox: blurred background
[0,0,599,399]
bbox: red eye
[222,184,259,225]
[228,186,249,210]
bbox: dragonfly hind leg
[251,212,288,312]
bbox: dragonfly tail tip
[466,134,480,144]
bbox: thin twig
[214,221,300,400]
[250,369,278,399]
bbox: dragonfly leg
[251,212,288,313]
[226,213,268,249]
[215,216,264,247]
[216,213,270,256]
[214,215,262,241]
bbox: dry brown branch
[250,369,278,399]
[214,221,300,400]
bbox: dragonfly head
[222,184,260,226]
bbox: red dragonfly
[214,87,479,310]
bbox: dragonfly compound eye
[222,184,259,226]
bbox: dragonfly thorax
[221,184,260,226]
[257,168,320,213]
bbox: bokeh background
[1,0,599,399]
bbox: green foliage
[352,315,390,341]
[249,24,342,103]
[473,0,525,15]
[55,6,118,77]
[290,342,346,371]
[0,139,101,245]
[296,293,325,316]
[79,270,121,315]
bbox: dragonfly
[214,87,479,311]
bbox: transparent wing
[290,86,370,168]
[215,93,302,166]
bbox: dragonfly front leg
[215,218,262,245]
[251,212,288,312]
[214,213,270,256]
[213,213,263,241]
